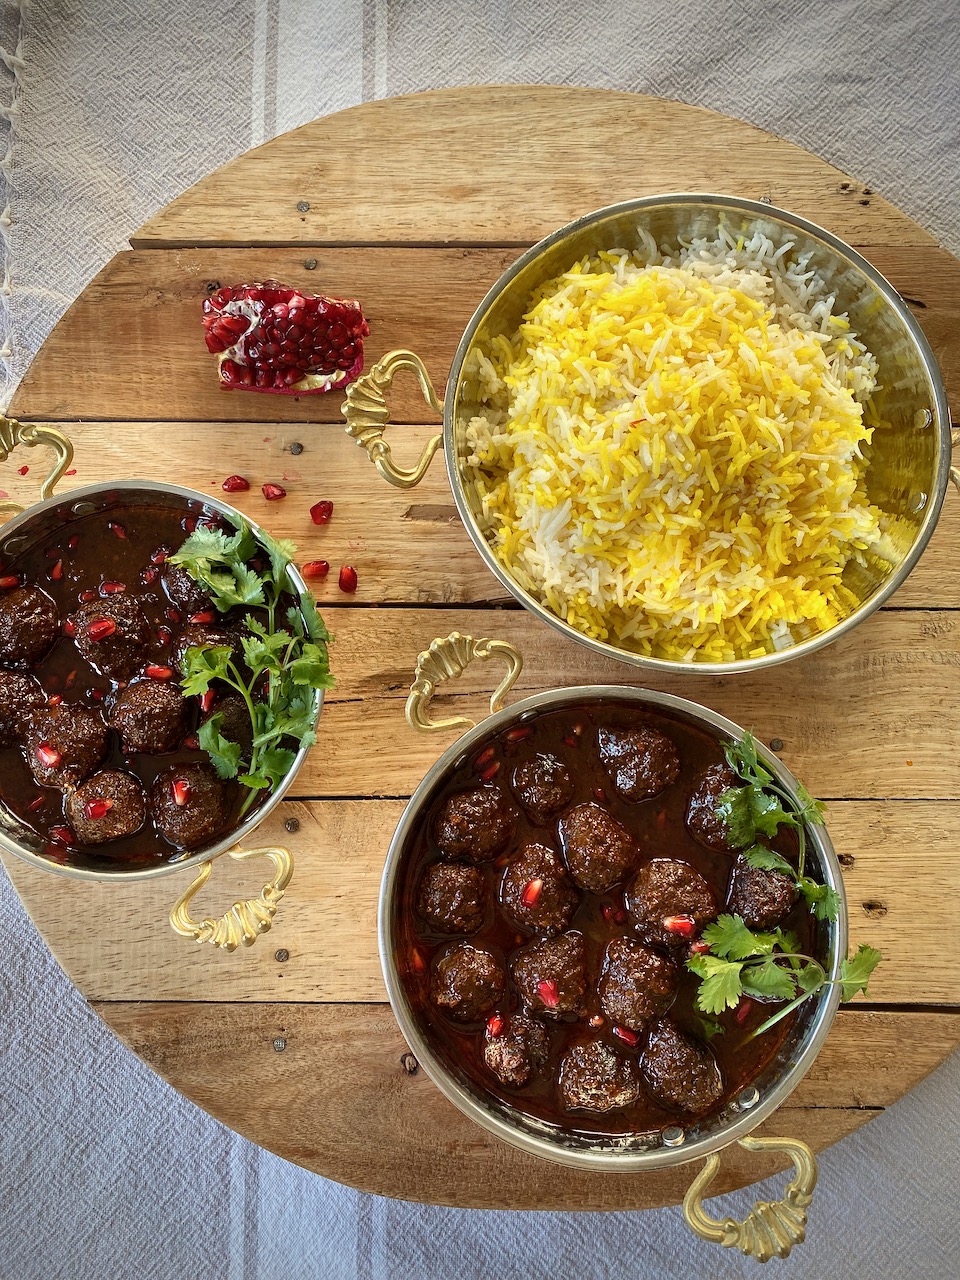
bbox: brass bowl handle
[950,423,960,495]
[406,631,523,734]
[0,415,74,519]
[342,349,443,489]
[169,845,293,951]
[682,1134,817,1262]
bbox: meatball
[108,679,190,754]
[558,802,640,892]
[204,692,253,756]
[625,859,717,949]
[418,861,486,934]
[686,763,741,852]
[431,943,504,1022]
[173,624,239,676]
[511,753,573,824]
[558,1039,641,1113]
[598,725,680,802]
[23,703,107,788]
[500,842,579,935]
[642,1020,723,1114]
[727,853,798,929]
[598,937,679,1031]
[151,762,233,850]
[65,770,147,844]
[484,1012,550,1088]
[512,931,586,1017]
[71,596,151,680]
[0,585,59,669]
[0,669,45,746]
[163,563,213,615]
[432,786,514,862]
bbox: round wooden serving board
[2,86,959,1212]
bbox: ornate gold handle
[342,348,443,489]
[169,845,293,952]
[0,415,74,519]
[406,631,523,733]
[950,423,959,496]
[682,1135,817,1262]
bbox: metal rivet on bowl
[71,501,97,516]
[400,1052,419,1075]
[273,1037,286,1052]
[736,1085,760,1111]
[284,817,300,833]
[454,754,468,771]
[662,1126,685,1147]
[1,536,26,556]
[910,491,927,513]
[519,709,538,723]
[914,408,933,430]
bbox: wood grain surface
[4,86,959,1214]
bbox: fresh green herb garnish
[170,517,334,814]
[687,913,882,1038]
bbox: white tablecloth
[1,2,958,1276]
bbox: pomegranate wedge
[201,281,369,395]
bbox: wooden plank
[93,1001,958,1209]
[3,420,958,608]
[130,87,936,251]
[11,244,960,425]
[4,800,956,1004]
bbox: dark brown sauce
[394,701,815,1140]
[0,496,269,868]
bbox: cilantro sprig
[170,518,334,814]
[688,913,882,1038]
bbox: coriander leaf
[743,844,795,876]
[796,876,841,923]
[696,1016,724,1041]
[724,731,773,786]
[232,562,267,607]
[237,772,272,791]
[740,956,801,1003]
[796,962,826,993]
[258,746,298,789]
[839,944,883,1001]
[775,928,802,956]
[292,597,331,644]
[177,645,233,697]
[255,524,297,584]
[715,787,757,849]
[796,782,827,826]
[750,787,796,837]
[288,642,333,689]
[687,955,744,1014]
[700,913,777,960]
[242,629,291,675]
[198,713,243,780]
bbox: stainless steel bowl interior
[446,194,952,673]
[380,686,847,1172]
[0,480,322,882]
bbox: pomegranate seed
[656,809,667,828]
[49,559,63,581]
[505,725,532,742]
[108,521,126,539]
[64,670,77,689]
[690,940,712,955]
[410,947,426,974]
[182,735,200,750]
[474,745,496,770]
[486,1015,505,1037]
[17,464,28,476]
[310,500,334,525]
[150,547,169,564]
[221,475,250,492]
[338,565,358,593]
[68,534,79,550]
[521,878,543,908]
[612,1026,640,1047]
[200,690,216,713]
[262,482,286,501]
[594,787,607,802]
[79,589,96,602]
[27,796,45,812]
[300,560,330,580]
[83,797,113,821]
[49,826,73,846]
[63,619,76,637]
[47,694,62,707]
[663,915,697,939]
[145,665,173,680]
[0,574,18,589]
[493,853,511,869]
[181,515,197,533]
[165,607,181,623]
[189,609,215,624]
[156,626,172,647]
[89,689,105,702]
[35,743,62,768]
[613,908,627,925]
[100,581,126,595]
[142,566,160,585]
[479,760,500,782]
[601,904,615,922]
[736,998,754,1026]
[86,618,117,641]
[171,779,192,806]
[563,735,578,747]
[536,980,560,1009]
[588,1014,605,1028]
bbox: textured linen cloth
[1,2,958,1277]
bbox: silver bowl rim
[442,191,953,676]
[0,477,323,883]
[378,684,847,1172]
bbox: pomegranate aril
[689,940,712,955]
[86,618,117,641]
[145,665,174,680]
[108,521,126,539]
[68,534,79,550]
[656,809,667,829]
[200,690,216,714]
[181,515,197,534]
[100,580,126,594]
[593,787,607,802]
[165,607,182,623]
[142,566,160,585]
[63,619,76,637]
[182,735,200,751]
[662,914,697,939]
[189,609,215,624]
[338,565,358,593]
[156,626,173,647]
[27,795,45,812]
[79,589,96,602]
[0,574,19,589]
[486,1015,505,1038]
[536,979,560,1009]
[479,760,500,782]
[601,904,615,922]
[47,694,62,707]
[563,735,578,747]
[410,947,426,974]
[49,559,63,581]
[64,670,77,689]
[520,878,543,908]
[587,1014,605,1029]
[735,998,754,1026]
[88,688,105,702]
[262,482,286,501]
[35,743,62,768]
[613,908,627,925]
[505,725,532,742]
[301,560,329,581]
[310,500,334,525]
[83,797,114,821]
[150,547,169,564]
[171,779,192,806]
[49,826,73,846]
[612,1026,640,1047]
[474,745,496,770]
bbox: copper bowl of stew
[0,423,323,950]
[378,633,846,1259]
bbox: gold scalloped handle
[341,349,443,489]
[0,416,74,519]
[406,632,523,734]
[682,1135,817,1262]
[169,845,293,952]
[950,423,959,495]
